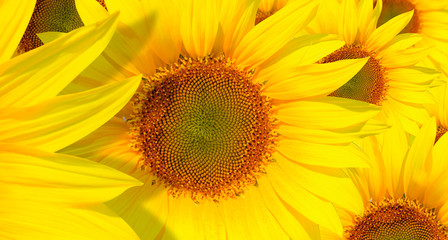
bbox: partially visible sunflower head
[17,0,107,53]
[301,0,442,135]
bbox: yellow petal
[258,176,319,239]
[264,58,368,100]
[0,0,35,63]
[275,152,365,214]
[0,144,141,206]
[0,200,139,239]
[377,33,422,57]
[275,96,380,130]
[179,0,219,58]
[338,0,358,45]
[233,0,318,68]
[366,10,414,52]
[358,0,381,43]
[220,0,259,55]
[107,176,168,240]
[0,75,140,152]
[0,13,119,108]
[276,139,370,168]
[75,0,108,26]
[256,34,345,83]
[380,46,432,68]
[278,119,388,144]
[403,118,436,198]
[267,163,344,236]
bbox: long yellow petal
[267,163,344,236]
[0,13,119,108]
[278,119,388,144]
[75,0,108,26]
[276,139,370,168]
[264,58,368,100]
[233,0,318,68]
[107,176,168,240]
[0,200,139,239]
[275,96,380,130]
[220,0,259,56]
[338,0,358,45]
[403,118,436,199]
[256,34,345,83]
[0,75,140,152]
[275,152,365,215]
[0,0,35,63]
[0,144,141,206]
[179,0,219,58]
[258,176,319,239]
[366,10,414,52]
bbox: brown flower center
[345,197,448,239]
[435,125,448,144]
[17,0,107,53]
[129,56,276,202]
[319,45,388,105]
[255,10,275,25]
[377,0,420,33]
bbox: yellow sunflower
[303,0,440,135]
[321,115,448,239]
[58,0,390,238]
[1,1,144,238]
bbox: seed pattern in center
[129,56,276,202]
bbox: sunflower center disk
[345,197,448,239]
[377,0,420,33]
[130,57,276,202]
[320,45,388,105]
[435,125,448,143]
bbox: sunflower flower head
[129,56,277,202]
[322,116,448,239]
[57,0,394,238]
[304,0,441,135]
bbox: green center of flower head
[129,56,276,202]
[345,197,448,239]
[319,45,388,106]
[377,0,420,33]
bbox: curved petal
[267,163,344,236]
[366,10,414,52]
[0,13,119,108]
[276,139,370,168]
[0,200,139,239]
[0,75,140,152]
[179,0,219,58]
[275,96,381,130]
[0,0,35,63]
[0,144,141,206]
[263,58,368,100]
[233,0,318,69]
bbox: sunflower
[320,115,448,239]
[16,0,107,53]
[58,0,390,238]
[1,1,144,238]
[302,0,440,135]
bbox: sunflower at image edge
[302,0,441,136]
[320,114,448,239]
[0,1,145,238]
[58,0,390,238]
